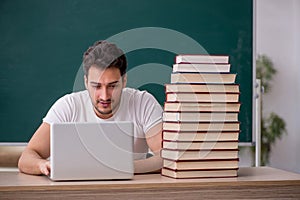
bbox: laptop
[49,121,134,181]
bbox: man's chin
[94,106,113,115]
[98,109,113,115]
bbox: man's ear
[122,74,127,88]
[84,75,88,89]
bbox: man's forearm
[18,148,48,175]
[134,154,163,174]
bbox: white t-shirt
[43,88,163,160]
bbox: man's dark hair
[82,40,127,76]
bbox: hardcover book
[162,140,239,150]
[175,54,229,64]
[165,92,240,103]
[163,158,239,170]
[163,111,239,122]
[163,131,240,142]
[163,122,240,132]
[171,73,236,84]
[163,102,241,112]
[161,167,238,179]
[165,83,239,93]
[173,63,230,73]
[161,149,239,160]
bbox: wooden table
[0,167,300,199]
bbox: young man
[18,41,163,175]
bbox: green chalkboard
[0,0,253,143]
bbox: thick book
[165,92,240,103]
[171,73,236,84]
[175,54,229,64]
[161,149,239,160]
[165,83,239,93]
[163,158,239,170]
[163,131,240,142]
[163,112,239,122]
[163,140,238,150]
[173,63,230,73]
[163,122,240,132]
[164,102,241,112]
[161,168,238,179]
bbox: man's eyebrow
[107,81,120,85]
[89,81,119,85]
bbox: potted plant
[255,54,287,165]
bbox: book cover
[163,131,240,142]
[162,140,239,150]
[165,83,240,93]
[163,121,240,132]
[161,167,238,179]
[161,149,239,160]
[165,92,240,103]
[163,158,239,170]
[170,73,236,84]
[175,54,229,64]
[173,63,230,73]
[163,102,241,112]
[163,111,239,122]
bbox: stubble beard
[94,100,113,115]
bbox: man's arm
[134,122,163,174]
[18,122,51,175]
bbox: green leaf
[256,54,277,93]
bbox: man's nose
[99,87,109,100]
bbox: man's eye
[92,85,101,89]
[108,84,117,88]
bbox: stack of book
[161,54,241,179]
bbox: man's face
[85,65,126,119]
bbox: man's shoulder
[122,87,158,105]
[123,87,149,97]
[68,90,89,98]
[123,87,154,102]
[58,90,89,103]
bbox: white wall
[256,0,300,173]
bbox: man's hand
[18,122,51,176]
[38,160,51,176]
[134,122,163,174]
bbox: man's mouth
[97,100,111,108]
